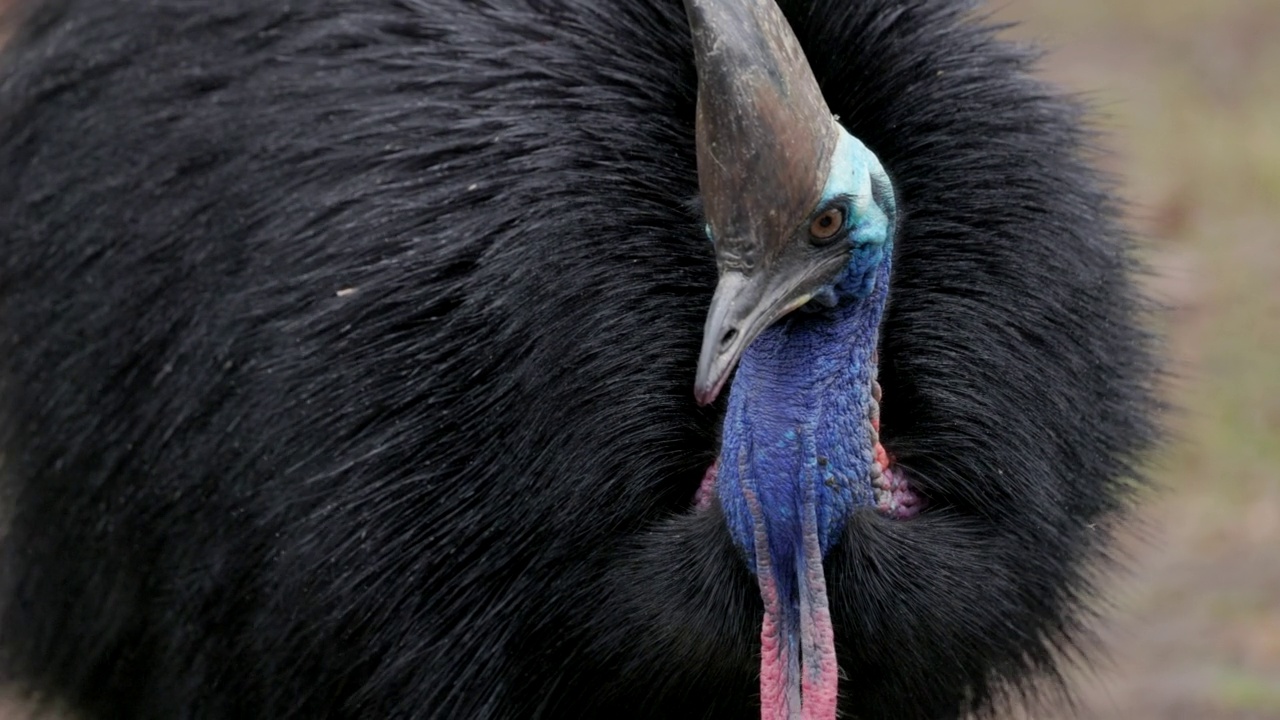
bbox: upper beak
[694,270,813,406]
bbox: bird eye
[809,206,845,245]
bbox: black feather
[0,0,1159,718]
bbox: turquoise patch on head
[817,128,895,302]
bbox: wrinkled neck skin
[718,258,891,573]
[715,131,895,719]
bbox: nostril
[719,327,738,349]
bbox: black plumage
[0,0,1158,718]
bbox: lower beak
[694,271,811,406]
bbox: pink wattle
[742,487,839,720]
[744,487,801,719]
[797,490,839,720]
[695,463,719,512]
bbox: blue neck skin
[714,129,896,613]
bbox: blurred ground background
[998,0,1280,717]
[0,0,1277,718]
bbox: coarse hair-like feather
[0,0,1159,717]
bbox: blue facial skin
[713,127,897,611]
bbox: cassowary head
[687,0,915,715]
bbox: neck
[715,257,891,719]
[718,256,890,571]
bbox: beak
[694,270,814,406]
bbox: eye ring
[809,205,846,245]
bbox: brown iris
[809,207,844,244]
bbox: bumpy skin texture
[0,0,1158,718]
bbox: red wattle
[797,495,839,720]
[744,487,800,719]
[742,487,839,720]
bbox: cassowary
[0,0,1157,717]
